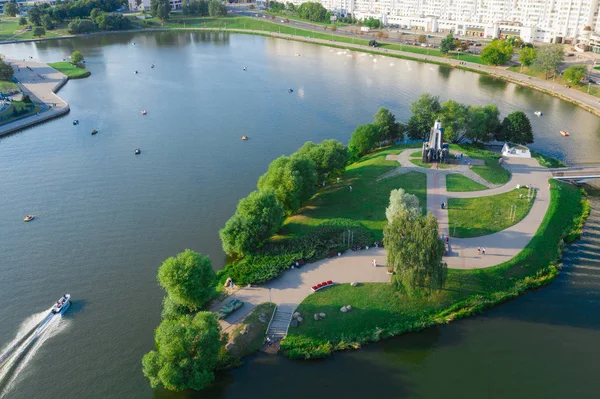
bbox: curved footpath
[386,150,552,269]
[0,60,70,136]
[214,151,551,331]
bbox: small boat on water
[243,66,247,71]
[560,130,570,136]
[51,294,71,315]
[91,129,98,135]
[72,120,79,125]
[242,136,248,140]
[134,148,141,154]
[534,111,543,116]
[288,88,294,93]
[23,215,34,222]
[134,70,138,74]
[141,110,147,115]
[295,53,300,56]
[151,64,155,68]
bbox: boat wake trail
[0,310,68,398]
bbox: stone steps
[267,309,293,339]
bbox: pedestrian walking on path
[482,247,486,255]
[372,259,377,267]
[349,185,352,192]
[477,247,481,255]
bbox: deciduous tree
[533,44,564,79]
[208,0,226,17]
[384,213,447,296]
[28,6,42,26]
[563,64,587,85]
[157,250,216,310]
[439,34,456,55]
[295,139,348,179]
[439,99,469,143]
[348,123,380,158]
[407,93,442,141]
[498,111,534,145]
[32,26,45,37]
[385,188,421,222]
[71,50,84,65]
[518,46,537,67]
[150,0,171,20]
[481,39,514,65]
[4,2,18,17]
[257,155,317,215]
[297,2,327,22]
[373,108,404,142]
[465,104,500,143]
[219,189,284,256]
[0,60,14,81]
[142,312,222,391]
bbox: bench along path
[211,248,390,334]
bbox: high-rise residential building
[292,0,600,44]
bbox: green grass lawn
[448,187,535,237]
[530,150,566,168]
[283,180,587,359]
[446,173,487,192]
[409,150,422,157]
[48,62,91,79]
[0,18,23,41]
[450,144,510,185]
[0,81,19,95]
[281,146,427,240]
[0,101,41,124]
[409,158,456,169]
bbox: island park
[141,104,590,392]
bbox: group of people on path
[477,247,486,255]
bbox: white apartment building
[293,0,600,44]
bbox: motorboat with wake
[23,215,34,222]
[560,130,570,136]
[51,294,71,315]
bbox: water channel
[0,32,598,398]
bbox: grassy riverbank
[508,65,600,99]
[451,144,510,184]
[281,180,588,359]
[448,187,536,237]
[48,62,91,79]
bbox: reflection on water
[0,32,599,399]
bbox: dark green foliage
[19,16,27,25]
[373,108,403,142]
[439,99,469,143]
[295,139,348,180]
[465,104,500,143]
[157,250,216,310]
[407,93,442,141]
[28,6,42,26]
[297,2,327,22]
[161,295,189,320]
[219,189,284,256]
[32,26,45,37]
[348,123,380,159]
[268,0,286,11]
[150,0,171,20]
[439,34,455,54]
[363,16,381,29]
[0,61,14,81]
[533,44,564,79]
[4,2,18,17]
[519,47,537,66]
[499,111,533,144]
[71,50,84,65]
[385,213,446,296]
[42,14,55,29]
[22,95,32,103]
[368,39,379,47]
[208,0,227,17]
[217,223,373,284]
[68,19,96,34]
[182,0,209,16]
[142,312,222,391]
[257,155,317,215]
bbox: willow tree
[384,212,447,296]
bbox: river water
[0,32,598,398]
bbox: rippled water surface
[0,32,599,399]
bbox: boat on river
[72,120,79,125]
[51,294,71,314]
[134,148,141,154]
[23,215,34,222]
[560,130,570,136]
[141,110,147,115]
[534,111,543,116]
[91,129,98,135]
[242,135,248,140]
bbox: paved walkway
[211,248,390,333]
[383,150,552,269]
[0,60,70,136]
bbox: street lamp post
[588,82,592,93]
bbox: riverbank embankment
[0,60,70,137]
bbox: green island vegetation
[141,93,587,391]
[448,187,536,237]
[445,173,487,192]
[282,180,588,359]
[530,150,567,168]
[49,51,90,78]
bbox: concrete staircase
[266,307,293,340]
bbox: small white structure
[502,143,531,158]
